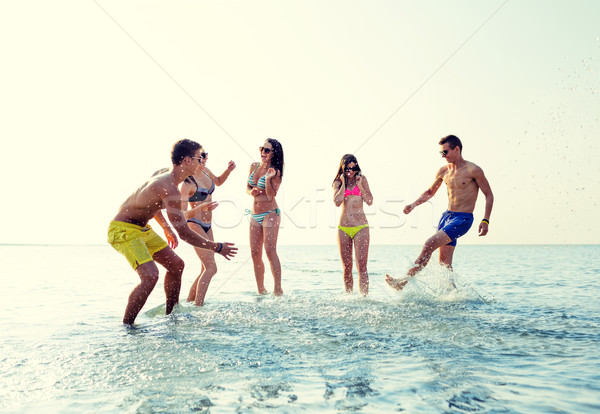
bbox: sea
[1,244,599,413]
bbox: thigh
[249,221,264,254]
[153,246,184,272]
[353,227,370,264]
[262,212,281,249]
[337,229,354,265]
[426,230,453,250]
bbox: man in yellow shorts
[108,139,237,325]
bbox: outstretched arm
[404,169,444,214]
[165,197,237,260]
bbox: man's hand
[478,221,489,236]
[217,242,238,260]
[164,227,179,249]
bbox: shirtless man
[108,139,237,324]
[386,135,493,290]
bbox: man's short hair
[439,135,463,152]
[171,139,202,165]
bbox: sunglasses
[439,149,449,156]
[259,146,272,154]
[191,152,208,163]
[345,166,359,172]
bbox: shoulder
[436,165,449,178]
[466,161,484,177]
[248,162,259,173]
[154,175,179,197]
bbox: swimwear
[107,221,168,270]
[437,210,474,246]
[344,186,362,197]
[338,224,369,239]
[187,218,212,233]
[248,165,267,190]
[246,208,280,225]
[187,173,215,202]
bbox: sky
[1,0,599,246]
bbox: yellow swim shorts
[107,221,168,270]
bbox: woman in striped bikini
[247,138,284,296]
[332,154,373,295]
[181,145,236,306]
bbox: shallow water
[1,244,599,413]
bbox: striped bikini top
[248,165,267,190]
[187,172,215,202]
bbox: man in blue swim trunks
[386,135,494,290]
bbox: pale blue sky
[0,0,598,245]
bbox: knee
[204,262,218,276]
[170,257,185,275]
[265,247,279,262]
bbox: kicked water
[1,244,599,413]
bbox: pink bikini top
[344,186,362,198]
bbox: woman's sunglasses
[344,166,359,172]
[259,147,272,154]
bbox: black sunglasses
[439,150,449,156]
[200,152,208,159]
[345,165,359,172]
[259,146,272,154]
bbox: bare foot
[258,289,268,295]
[274,288,284,297]
[385,274,411,291]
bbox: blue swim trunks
[437,210,474,246]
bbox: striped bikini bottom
[246,208,280,225]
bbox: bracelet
[216,242,223,253]
[481,219,490,224]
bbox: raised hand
[227,160,236,171]
[217,242,238,260]
[403,203,415,215]
[265,167,277,179]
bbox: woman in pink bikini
[247,138,284,296]
[332,154,373,295]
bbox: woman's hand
[227,161,236,171]
[266,168,277,179]
[250,187,263,197]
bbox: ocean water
[1,244,599,413]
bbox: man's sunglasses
[259,147,272,154]
[439,150,449,156]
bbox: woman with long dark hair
[180,145,236,306]
[247,138,284,296]
[333,154,373,295]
